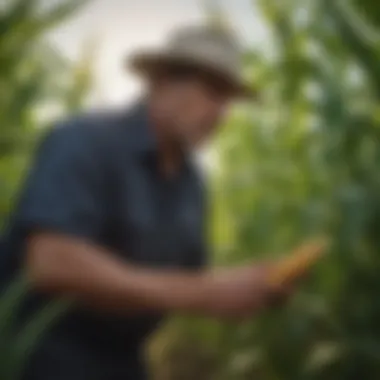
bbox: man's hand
[198,263,293,320]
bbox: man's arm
[26,232,209,314]
[26,232,276,319]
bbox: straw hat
[127,25,255,99]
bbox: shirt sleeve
[14,121,106,241]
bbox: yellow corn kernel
[269,237,329,286]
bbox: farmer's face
[152,74,234,149]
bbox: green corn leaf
[9,298,73,380]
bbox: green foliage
[0,0,91,378]
[0,275,72,380]
[150,1,380,379]
[0,0,92,225]
[352,0,380,29]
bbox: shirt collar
[126,100,193,172]
[127,100,157,157]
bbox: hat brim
[126,50,257,100]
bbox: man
[2,25,295,380]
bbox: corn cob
[269,237,329,286]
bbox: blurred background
[1,0,380,379]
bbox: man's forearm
[26,233,214,315]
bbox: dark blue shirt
[1,102,207,380]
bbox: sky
[47,0,269,106]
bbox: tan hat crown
[128,24,254,98]
[163,26,242,74]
